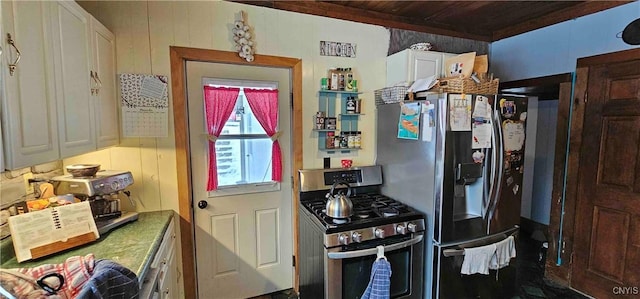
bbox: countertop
[0,210,174,283]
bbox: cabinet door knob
[197,200,208,209]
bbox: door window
[205,79,280,195]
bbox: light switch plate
[23,172,34,194]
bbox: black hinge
[290,92,294,108]
[292,255,296,267]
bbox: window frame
[202,78,281,197]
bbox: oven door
[325,233,424,299]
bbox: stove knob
[407,223,417,233]
[338,233,350,245]
[352,231,362,243]
[396,224,407,235]
[374,228,385,239]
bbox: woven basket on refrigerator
[374,86,408,105]
[437,76,499,94]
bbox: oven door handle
[327,235,423,259]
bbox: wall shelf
[315,90,364,154]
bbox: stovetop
[301,193,424,233]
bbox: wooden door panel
[588,206,629,282]
[597,117,640,188]
[572,55,640,298]
[609,79,638,100]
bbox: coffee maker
[50,170,139,233]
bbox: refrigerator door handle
[484,110,499,218]
[486,109,505,232]
[442,226,519,257]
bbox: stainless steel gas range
[298,165,425,299]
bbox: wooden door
[187,61,293,298]
[572,56,640,298]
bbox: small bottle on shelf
[346,97,356,114]
[334,135,342,149]
[326,132,335,149]
[348,132,356,148]
[354,131,362,148]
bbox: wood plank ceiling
[232,1,632,42]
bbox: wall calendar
[119,73,169,137]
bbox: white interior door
[187,61,293,298]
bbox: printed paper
[503,120,526,151]
[472,121,492,149]
[449,94,472,131]
[398,102,421,140]
[120,74,169,137]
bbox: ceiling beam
[492,1,633,41]
[231,0,493,41]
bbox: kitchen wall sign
[320,41,357,58]
[119,73,169,137]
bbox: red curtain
[243,88,282,182]
[204,86,240,190]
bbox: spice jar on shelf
[334,135,342,149]
[354,131,362,148]
[326,132,335,149]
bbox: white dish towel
[460,243,497,275]
[490,235,516,270]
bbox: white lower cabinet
[140,219,178,299]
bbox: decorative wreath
[232,11,255,62]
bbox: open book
[8,201,99,262]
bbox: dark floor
[513,232,589,299]
[253,232,589,299]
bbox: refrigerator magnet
[512,184,520,195]
[500,98,516,118]
[472,151,485,163]
[519,112,527,121]
[506,176,514,186]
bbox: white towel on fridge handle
[489,235,516,270]
[460,243,497,275]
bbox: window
[204,78,280,193]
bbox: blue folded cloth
[76,259,139,299]
[361,258,392,299]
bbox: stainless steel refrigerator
[375,93,530,298]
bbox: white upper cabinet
[1,1,60,169]
[50,1,96,158]
[91,18,119,149]
[1,0,118,170]
[386,49,455,87]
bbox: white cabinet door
[50,1,95,158]
[1,0,59,169]
[91,19,119,149]
[386,49,452,86]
